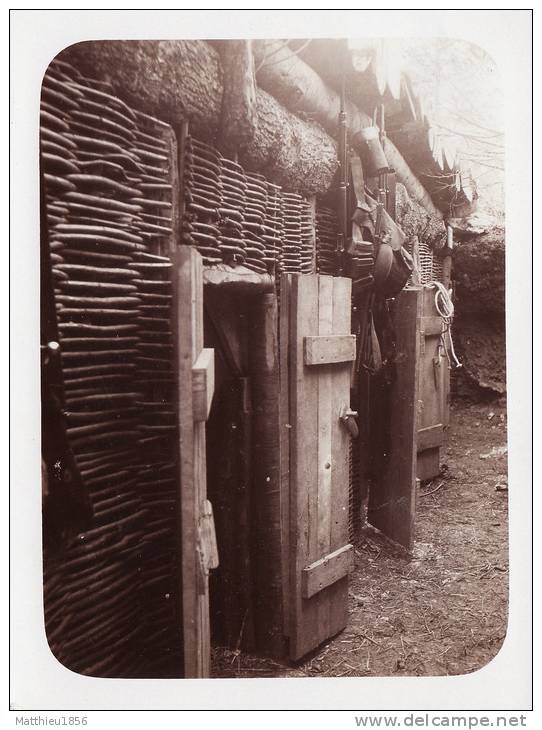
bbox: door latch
[339,405,359,439]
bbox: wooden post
[279,274,292,640]
[286,274,353,660]
[367,287,421,549]
[248,292,285,657]
[252,40,446,220]
[216,40,258,157]
[173,246,212,678]
[441,254,453,290]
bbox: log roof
[59,39,476,220]
[293,38,477,216]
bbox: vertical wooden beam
[328,276,352,634]
[368,287,421,549]
[279,274,291,639]
[287,274,353,660]
[192,252,211,678]
[355,289,374,509]
[441,253,453,290]
[174,246,211,678]
[289,274,320,660]
[440,254,452,433]
[315,276,333,641]
[249,292,285,657]
[173,246,195,677]
[216,40,258,157]
[416,286,448,482]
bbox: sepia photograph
[10,7,532,714]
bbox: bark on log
[247,89,338,193]
[383,138,444,222]
[215,40,258,157]
[296,39,476,216]
[395,183,446,250]
[60,40,224,136]
[58,40,338,195]
[252,40,444,221]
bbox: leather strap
[350,154,366,208]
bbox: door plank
[289,274,320,660]
[441,329,451,430]
[329,275,353,636]
[304,334,356,365]
[417,448,441,482]
[192,348,215,422]
[421,315,444,337]
[417,287,447,481]
[200,499,219,570]
[249,292,285,656]
[174,246,197,677]
[302,544,353,599]
[418,423,444,451]
[174,246,213,678]
[288,274,354,660]
[279,274,292,638]
[316,276,333,559]
[316,275,333,643]
[368,287,421,549]
[193,252,212,678]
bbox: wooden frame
[282,273,354,661]
[173,246,216,678]
[368,286,422,550]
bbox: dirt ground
[212,395,509,678]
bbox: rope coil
[425,281,462,368]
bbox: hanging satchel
[379,246,414,298]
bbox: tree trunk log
[61,40,224,135]
[252,40,444,221]
[383,138,444,221]
[59,40,338,195]
[247,89,338,193]
[395,183,446,250]
[215,40,258,157]
[60,39,445,205]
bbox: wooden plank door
[173,246,217,678]
[282,273,356,661]
[367,287,422,550]
[417,286,448,482]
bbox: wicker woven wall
[42,58,182,678]
[41,58,327,677]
